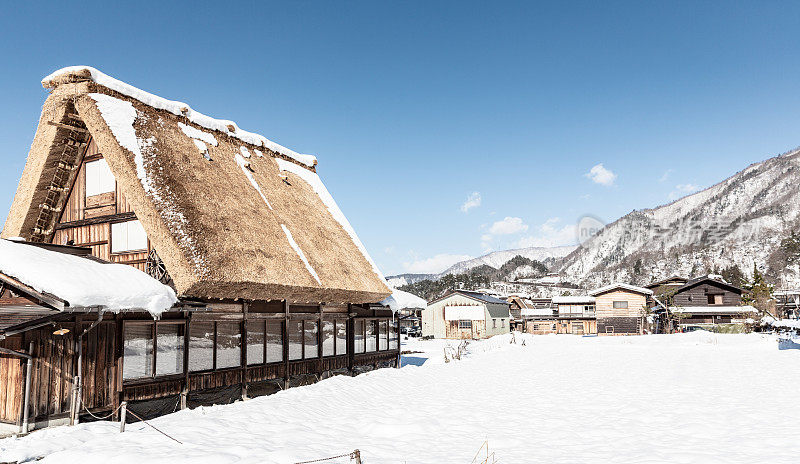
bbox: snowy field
[2,332,799,463]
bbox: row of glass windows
[353,319,399,353]
[123,318,398,381]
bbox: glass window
[288,320,303,360]
[379,320,388,350]
[111,220,148,253]
[460,320,472,329]
[155,323,184,376]
[389,319,398,350]
[613,301,629,309]
[336,320,348,355]
[354,319,365,354]
[216,322,241,369]
[123,323,153,380]
[322,320,335,356]
[246,321,265,365]
[266,320,283,363]
[365,320,376,352]
[85,159,115,197]
[189,321,214,372]
[304,320,318,359]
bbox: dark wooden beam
[0,272,65,311]
[55,211,136,230]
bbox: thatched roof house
[2,66,390,304]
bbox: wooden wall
[0,336,23,423]
[51,136,149,271]
[595,290,648,319]
[673,282,741,307]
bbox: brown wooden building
[589,283,653,335]
[0,67,398,433]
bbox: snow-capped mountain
[439,245,576,275]
[560,148,800,287]
[386,245,576,287]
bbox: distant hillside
[559,148,800,287]
[386,245,576,288]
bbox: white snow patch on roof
[275,158,386,282]
[552,295,596,304]
[44,66,316,167]
[589,283,654,296]
[235,152,272,209]
[0,240,176,315]
[178,122,218,147]
[280,224,321,285]
[381,289,427,311]
[89,93,208,276]
[669,305,757,314]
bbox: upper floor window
[613,301,628,309]
[707,294,723,305]
[112,220,148,253]
[85,159,115,197]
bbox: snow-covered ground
[2,332,799,463]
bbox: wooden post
[182,314,190,409]
[347,305,355,372]
[317,304,323,376]
[119,402,127,432]
[21,341,33,434]
[241,301,249,400]
[69,375,79,426]
[283,300,290,389]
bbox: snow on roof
[589,283,654,296]
[521,307,556,317]
[668,305,757,314]
[0,239,177,316]
[552,295,596,304]
[769,319,800,329]
[381,289,427,311]
[42,66,317,168]
[444,305,485,321]
[276,158,385,282]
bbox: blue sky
[2,1,800,276]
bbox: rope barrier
[294,449,361,464]
[79,398,124,421]
[124,408,184,445]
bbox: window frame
[122,320,186,382]
[110,219,149,255]
[458,320,473,329]
[84,158,116,198]
[612,301,629,309]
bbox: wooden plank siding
[673,282,742,307]
[0,335,24,423]
[595,290,648,335]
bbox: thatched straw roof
[2,66,390,304]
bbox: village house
[381,289,426,333]
[552,295,597,335]
[506,296,558,334]
[651,275,757,332]
[0,67,399,433]
[422,290,511,339]
[589,283,653,335]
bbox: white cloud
[516,217,578,248]
[402,253,473,274]
[659,169,674,183]
[488,216,529,235]
[585,163,617,186]
[669,183,700,200]
[460,191,482,213]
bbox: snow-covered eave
[42,66,317,168]
[668,305,758,314]
[589,283,654,296]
